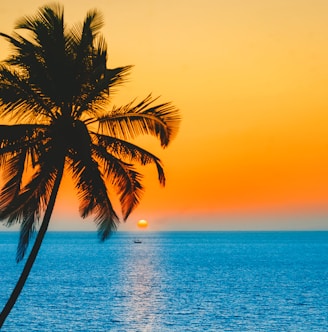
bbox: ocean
[0,231,327,331]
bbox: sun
[137,219,148,229]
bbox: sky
[0,0,328,231]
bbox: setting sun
[137,219,148,229]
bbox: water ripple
[0,231,327,331]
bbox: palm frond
[94,133,165,185]
[81,9,104,38]
[0,154,56,221]
[75,65,132,118]
[92,144,144,219]
[68,9,104,70]
[0,151,26,212]
[0,65,56,121]
[3,5,79,106]
[1,6,65,91]
[0,158,58,261]
[66,121,119,239]
[96,94,180,147]
[69,8,104,46]
[16,211,36,262]
[0,125,47,165]
[68,153,119,240]
[15,4,64,48]
[0,34,64,114]
[0,32,40,68]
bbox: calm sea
[0,231,327,331]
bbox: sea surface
[0,231,327,331]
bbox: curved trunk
[0,165,64,328]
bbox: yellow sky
[1,0,328,231]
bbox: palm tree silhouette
[0,4,180,327]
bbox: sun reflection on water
[113,234,164,331]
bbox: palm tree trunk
[0,165,64,329]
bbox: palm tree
[0,4,180,327]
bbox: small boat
[134,239,142,244]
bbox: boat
[133,239,142,244]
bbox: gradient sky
[0,0,328,231]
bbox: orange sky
[1,0,328,231]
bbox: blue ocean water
[0,231,327,331]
